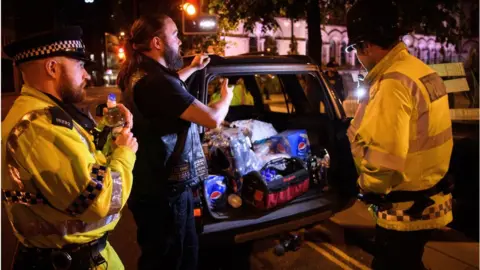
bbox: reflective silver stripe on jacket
[13,213,120,238]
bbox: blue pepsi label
[298,142,307,151]
[297,133,309,157]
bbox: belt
[358,175,454,218]
[18,233,108,270]
[164,177,201,194]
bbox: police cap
[3,26,92,65]
[346,0,401,52]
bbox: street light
[85,0,94,3]
[118,48,125,60]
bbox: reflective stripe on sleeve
[14,213,120,238]
[106,171,123,215]
[364,148,406,171]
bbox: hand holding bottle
[103,103,133,131]
[114,128,138,153]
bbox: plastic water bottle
[104,93,125,136]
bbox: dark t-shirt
[126,57,207,201]
[133,57,195,135]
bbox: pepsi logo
[210,191,222,200]
[298,142,306,151]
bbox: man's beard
[164,44,183,70]
[59,73,86,104]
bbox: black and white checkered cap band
[14,40,85,61]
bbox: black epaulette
[48,106,73,129]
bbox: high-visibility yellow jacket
[348,43,453,231]
[2,86,135,267]
[209,83,254,106]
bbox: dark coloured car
[182,54,359,246]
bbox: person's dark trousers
[129,187,198,270]
[372,225,434,270]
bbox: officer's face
[354,45,374,71]
[58,58,91,103]
[162,18,183,70]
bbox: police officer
[116,14,233,270]
[2,26,138,269]
[345,1,454,269]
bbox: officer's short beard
[164,43,183,70]
[59,66,87,104]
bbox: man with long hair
[117,14,233,270]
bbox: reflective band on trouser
[14,213,120,238]
[381,72,452,153]
[66,164,123,216]
[376,198,452,222]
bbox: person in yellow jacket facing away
[345,1,454,269]
[209,77,254,106]
[2,26,138,269]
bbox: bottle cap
[108,93,117,101]
[228,194,242,208]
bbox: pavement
[2,200,478,270]
[328,201,479,270]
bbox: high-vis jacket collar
[364,42,408,85]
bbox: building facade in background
[222,17,478,68]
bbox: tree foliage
[207,0,475,56]
[208,0,348,64]
[208,0,347,33]
[397,0,467,46]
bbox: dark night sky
[3,0,119,40]
[1,0,181,74]
[2,0,186,54]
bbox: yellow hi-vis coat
[1,86,136,269]
[348,43,453,231]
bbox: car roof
[183,54,318,66]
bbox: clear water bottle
[104,93,125,135]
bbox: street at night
[2,85,479,269]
